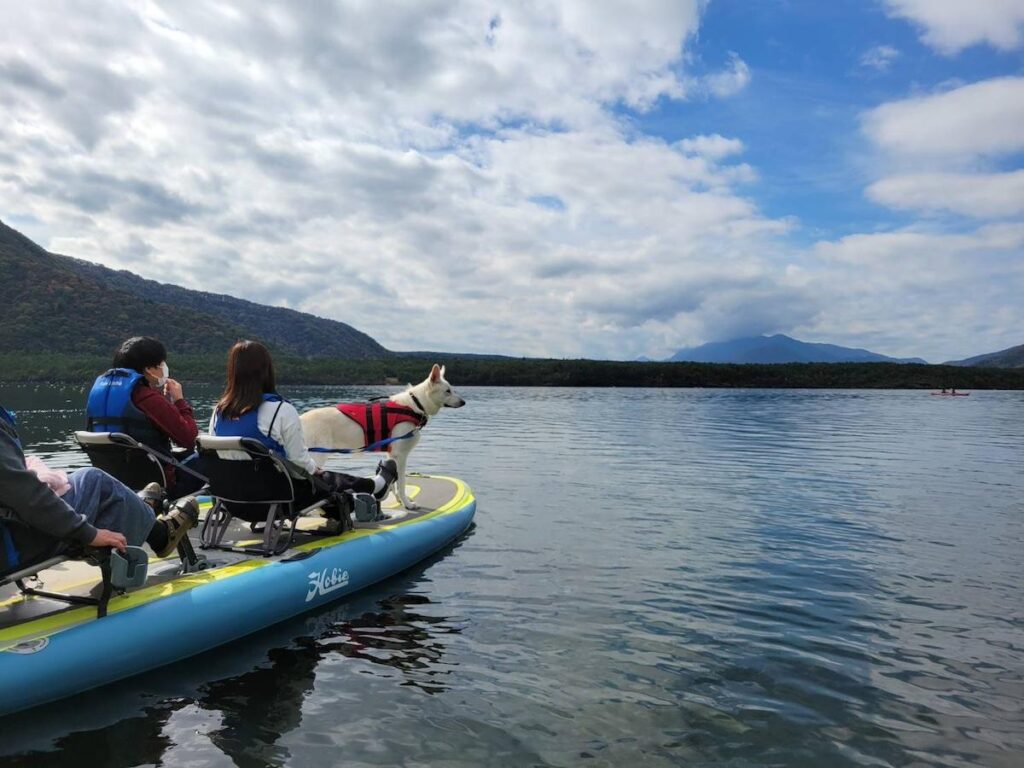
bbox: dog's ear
[440,365,446,379]
[429,363,441,383]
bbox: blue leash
[308,430,418,454]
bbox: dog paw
[403,501,420,511]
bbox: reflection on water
[4,706,181,768]
[1,384,1023,767]
[320,594,463,695]
[201,643,319,766]
[196,591,464,766]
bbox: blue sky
[0,1,1022,362]
[658,1,1021,243]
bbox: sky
[1,1,1022,363]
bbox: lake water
[0,384,1022,767]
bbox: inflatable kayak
[0,474,475,716]
[930,392,970,396]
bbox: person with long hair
[209,341,397,523]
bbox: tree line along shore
[1,353,1022,389]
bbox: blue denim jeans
[62,467,155,547]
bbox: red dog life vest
[335,400,427,451]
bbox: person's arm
[271,403,319,475]
[133,386,199,450]
[0,429,98,546]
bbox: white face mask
[156,362,169,387]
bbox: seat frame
[1,552,115,618]
[197,436,343,557]
[74,431,207,573]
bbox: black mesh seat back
[200,444,296,524]
[79,441,166,491]
[0,528,65,582]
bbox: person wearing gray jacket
[0,404,194,574]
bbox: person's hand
[90,529,127,552]
[164,378,184,402]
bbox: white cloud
[866,171,1024,218]
[862,76,1024,228]
[676,134,745,160]
[862,77,1024,160]
[860,45,900,71]
[813,223,1024,267]
[1,2,1019,363]
[702,52,751,98]
[884,0,1024,54]
[0,1,808,361]
[805,224,1024,361]
[853,73,1024,358]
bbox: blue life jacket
[85,368,171,454]
[0,405,19,449]
[0,405,21,570]
[212,394,286,456]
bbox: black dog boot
[374,458,398,500]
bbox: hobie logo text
[306,567,350,602]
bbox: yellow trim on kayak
[0,551,183,611]
[0,476,473,650]
[0,498,220,609]
[232,484,424,547]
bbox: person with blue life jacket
[209,341,397,522]
[87,336,205,499]
[0,404,198,575]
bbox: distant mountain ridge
[668,334,927,364]
[0,219,387,358]
[5,219,1016,370]
[944,343,1024,368]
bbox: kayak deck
[0,475,463,634]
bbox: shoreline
[1,354,1022,389]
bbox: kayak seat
[75,431,168,489]
[197,436,332,557]
[1,548,120,619]
[74,431,205,572]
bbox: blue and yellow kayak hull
[0,475,475,716]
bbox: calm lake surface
[0,384,1022,767]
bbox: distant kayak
[931,392,970,396]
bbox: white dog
[300,364,465,510]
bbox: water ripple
[1,385,1022,767]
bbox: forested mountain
[0,220,387,358]
[3,219,1019,386]
[669,334,927,364]
[945,343,1024,368]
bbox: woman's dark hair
[113,336,167,373]
[217,340,277,419]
